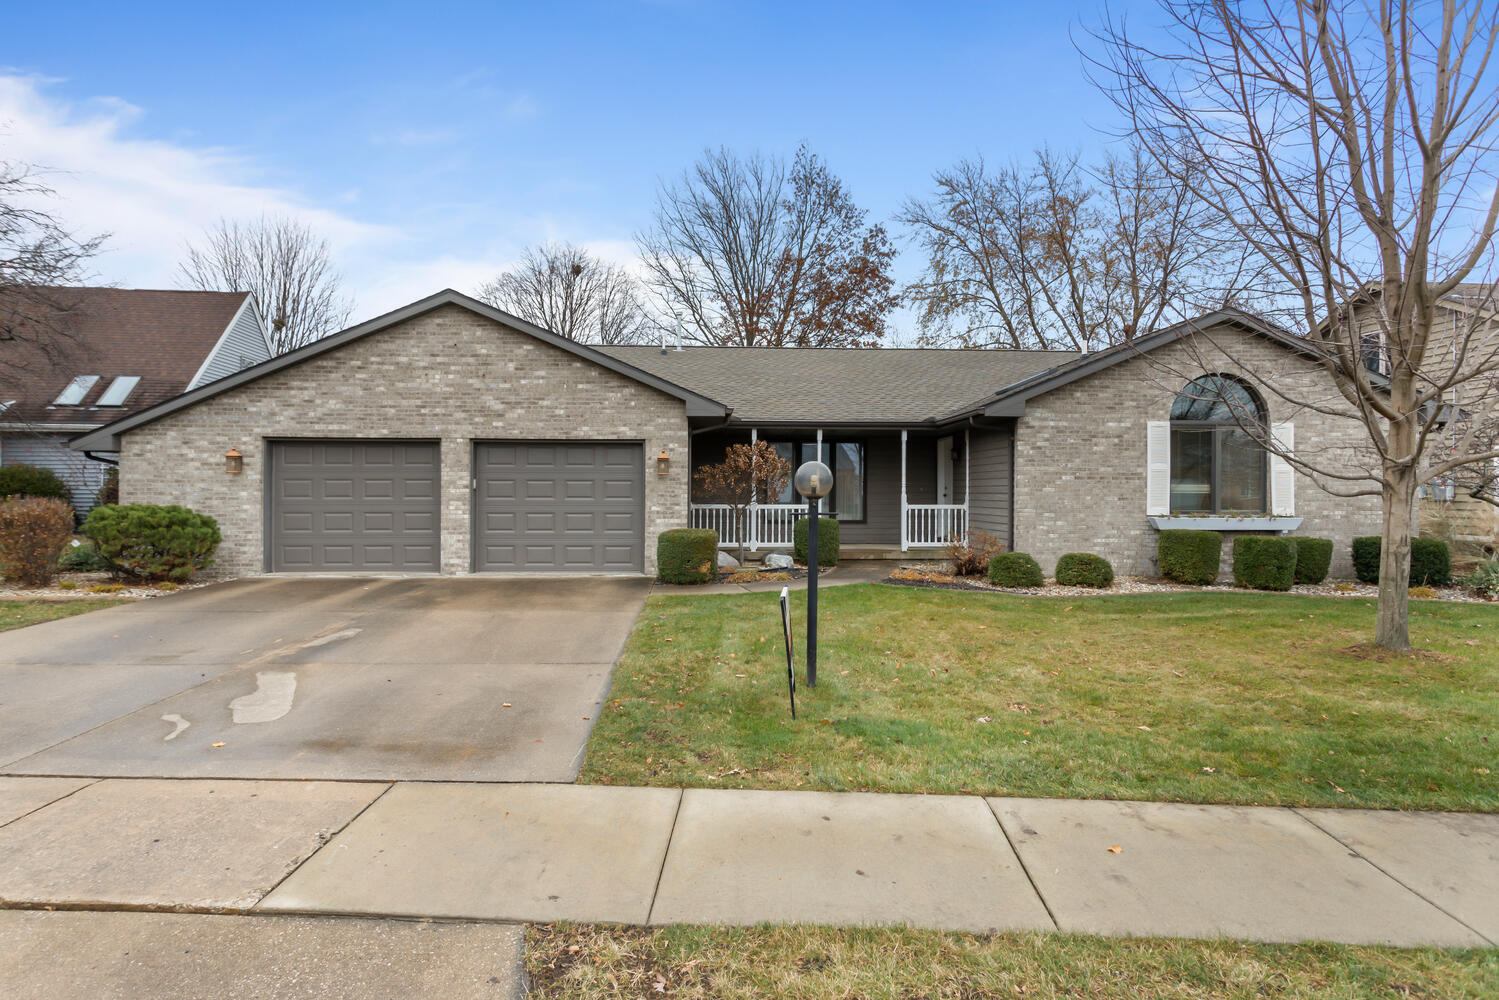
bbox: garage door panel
[475,441,642,572]
[269,441,440,572]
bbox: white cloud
[0,73,387,291]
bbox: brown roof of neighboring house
[0,287,250,427]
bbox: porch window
[766,438,865,522]
[1169,376,1268,514]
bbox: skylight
[52,375,99,406]
[96,376,142,407]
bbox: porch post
[749,427,758,552]
[963,426,971,540]
[816,428,824,513]
[900,429,909,552]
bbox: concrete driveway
[0,577,650,782]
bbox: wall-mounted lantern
[656,448,670,476]
[225,448,244,475]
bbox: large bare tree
[1093,0,1499,649]
[899,145,1261,351]
[0,158,105,399]
[637,145,900,347]
[476,242,651,345]
[180,216,352,354]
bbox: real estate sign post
[779,585,796,719]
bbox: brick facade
[118,303,691,576]
[1012,327,1385,579]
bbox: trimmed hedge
[793,517,840,567]
[1158,529,1222,585]
[82,503,221,582]
[989,551,1044,588]
[1054,552,1114,588]
[1292,537,1333,585]
[0,496,76,586]
[1233,536,1298,591]
[656,528,719,584]
[0,463,71,504]
[1351,535,1453,586]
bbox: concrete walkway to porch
[0,776,1493,949]
[651,558,916,594]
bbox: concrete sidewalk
[1,776,1494,948]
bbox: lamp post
[794,459,832,687]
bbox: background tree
[476,242,651,344]
[180,215,352,354]
[0,157,106,398]
[638,145,899,347]
[899,144,1260,351]
[693,440,793,565]
[1093,0,1499,650]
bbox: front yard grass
[526,923,1499,999]
[0,598,129,632]
[580,584,1499,811]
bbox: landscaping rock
[764,553,794,569]
[717,551,741,569]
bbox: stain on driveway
[0,577,650,781]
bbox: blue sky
[3,0,1146,331]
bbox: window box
[1148,515,1303,533]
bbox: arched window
[1169,376,1269,514]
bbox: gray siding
[966,426,1013,547]
[191,299,272,388]
[0,432,115,515]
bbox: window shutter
[1146,421,1170,516]
[1270,421,1295,516]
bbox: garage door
[268,441,440,572]
[474,442,643,572]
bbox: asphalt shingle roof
[598,345,1079,424]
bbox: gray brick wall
[118,303,691,576]
[1012,327,1385,579]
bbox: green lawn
[579,584,1499,811]
[526,924,1499,999]
[0,598,129,632]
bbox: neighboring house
[72,288,1383,579]
[1,288,272,515]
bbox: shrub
[0,463,71,504]
[656,528,719,584]
[946,530,1003,577]
[1351,535,1453,586]
[1232,536,1298,591]
[83,504,221,582]
[1410,537,1452,587]
[989,552,1044,588]
[1352,536,1381,583]
[1461,560,1499,600]
[1054,552,1114,588]
[793,517,840,567]
[1157,529,1222,585]
[1291,537,1333,584]
[88,583,126,594]
[0,496,76,586]
[57,537,111,572]
[57,581,77,591]
[1408,584,1438,600]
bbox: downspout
[84,451,120,466]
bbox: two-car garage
[266,440,644,574]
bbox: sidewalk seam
[984,797,1059,931]
[250,781,397,909]
[644,788,685,925]
[0,778,103,832]
[1290,807,1495,946]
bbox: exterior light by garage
[656,448,670,476]
[225,448,244,475]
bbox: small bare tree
[899,145,1258,350]
[180,216,353,354]
[1092,0,1499,649]
[692,441,793,565]
[476,242,651,344]
[0,158,106,399]
[638,145,900,347]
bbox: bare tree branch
[476,242,653,345]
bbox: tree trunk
[1376,466,1418,651]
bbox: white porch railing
[690,503,804,551]
[904,504,969,548]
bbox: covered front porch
[687,427,971,554]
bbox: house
[71,288,1384,579]
[1,288,272,514]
